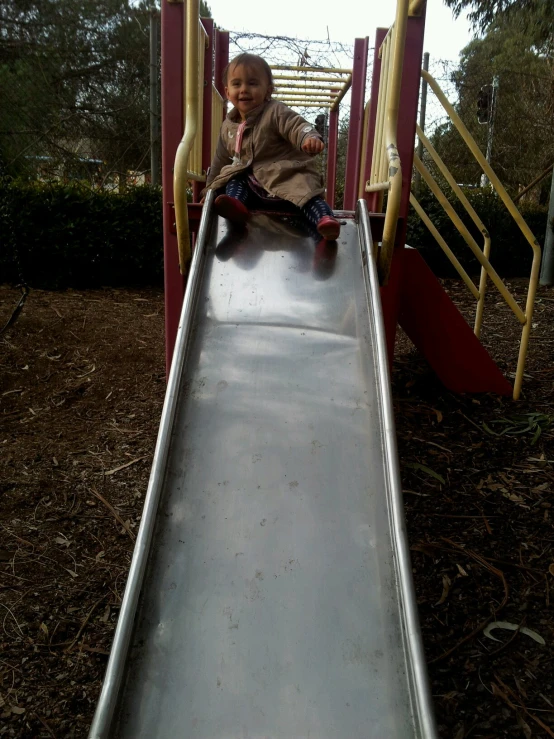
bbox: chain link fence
[0,1,161,189]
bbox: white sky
[206,0,474,65]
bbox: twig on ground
[89,487,135,541]
[64,595,106,654]
[429,538,509,664]
[492,675,554,738]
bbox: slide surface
[89,201,437,738]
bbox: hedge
[406,187,548,278]
[1,181,164,289]
[0,180,549,289]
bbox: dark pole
[539,167,554,286]
[150,11,160,186]
[414,51,429,197]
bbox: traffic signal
[477,85,492,124]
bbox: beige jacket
[205,100,325,208]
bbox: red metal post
[343,37,369,211]
[326,107,339,210]
[161,0,185,373]
[201,18,214,175]
[362,28,387,213]
[214,29,229,107]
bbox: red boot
[316,215,341,241]
[215,195,249,224]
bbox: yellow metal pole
[422,69,541,399]
[421,71,540,261]
[330,75,353,112]
[371,36,389,197]
[174,0,200,274]
[273,74,350,83]
[410,194,480,299]
[271,64,352,74]
[274,89,338,98]
[408,0,426,15]
[378,0,409,283]
[278,101,333,107]
[414,155,525,323]
[415,124,491,337]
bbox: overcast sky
[205,0,474,65]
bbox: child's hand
[302,137,325,155]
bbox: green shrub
[406,186,547,278]
[1,180,549,289]
[1,181,164,289]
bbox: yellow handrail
[409,193,480,299]
[187,21,208,181]
[408,0,426,15]
[416,70,542,399]
[413,155,525,323]
[415,124,496,336]
[173,0,200,274]
[376,0,409,283]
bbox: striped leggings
[225,176,334,231]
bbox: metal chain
[0,159,29,336]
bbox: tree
[429,19,554,197]
[443,0,554,53]
[0,0,159,182]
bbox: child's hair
[223,53,274,91]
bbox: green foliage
[0,0,159,180]
[443,0,554,53]
[1,181,164,289]
[1,180,546,290]
[430,23,554,195]
[482,412,553,444]
[406,184,547,277]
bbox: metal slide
[89,193,438,738]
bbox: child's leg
[300,196,340,241]
[225,176,250,204]
[215,176,250,224]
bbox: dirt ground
[1,279,553,738]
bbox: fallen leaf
[11,706,25,715]
[503,492,525,503]
[456,564,468,577]
[55,536,70,547]
[406,462,445,484]
[517,713,532,739]
[40,622,49,635]
[96,550,105,561]
[549,563,554,576]
[435,574,451,606]
[484,621,546,645]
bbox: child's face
[225,63,271,120]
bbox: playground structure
[165,0,541,403]
[88,1,541,737]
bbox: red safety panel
[397,249,512,395]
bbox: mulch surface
[1,279,553,738]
